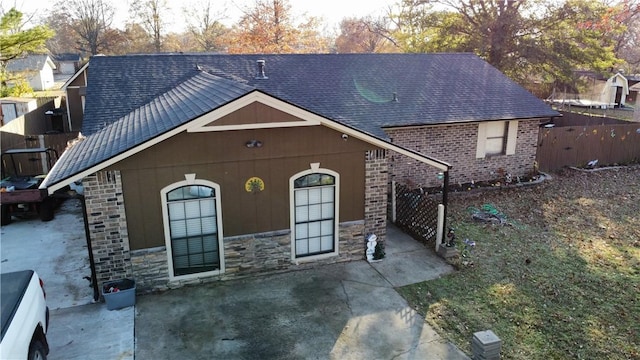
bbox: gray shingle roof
[6,54,55,72]
[44,53,559,189]
[42,70,254,188]
[54,53,81,62]
[82,53,558,136]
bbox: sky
[7,0,395,33]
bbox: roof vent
[255,60,268,79]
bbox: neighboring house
[61,61,89,132]
[6,54,57,91]
[634,86,640,121]
[40,54,558,293]
[550,71,630,108]
[53,53,81,75]
[629,79,640,106]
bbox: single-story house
[53,53,81,75]
[629,79,640,106]
[6,54,57,91]
[40,53,558,293]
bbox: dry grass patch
[398,167,640,359]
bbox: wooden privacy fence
[32,133,78,159]
[393,182,440,245]
[1,132,78,176]
[537,123,640,171]
[555,111,633,126]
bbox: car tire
[0,204,11,225]
[28,340,47,360]
[39,198,55,222]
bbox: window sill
[292,251,339,264]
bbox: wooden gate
[393,183,440,245]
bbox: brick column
[364,149,388,244]
[83,170,132,290]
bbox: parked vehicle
[1,148,61,225]
[0,270,50,360]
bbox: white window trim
[289,167,340,263]
[160,178,225,281]
[476,120,518,159]
[505,121,518,155]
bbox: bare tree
[110,23,153,54]
[183,0,227,52]
[608,1,640,72]
[44,7,82,55]
[59,0,115,55]
[130,0,170,52]
[335,16,397,53]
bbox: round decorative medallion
[245,177,265,192]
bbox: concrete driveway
[0,198,93,309]
[135,226,468,360]
[2,198,468,359]
[0,199,134,360]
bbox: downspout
[78,194,100,301]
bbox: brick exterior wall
[130,221,365,293]
[364,150,388,244]
[129,247,169,291]
[386,120,540,188]
[89,151,384,294]
[83,171,132,293]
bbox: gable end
[188,92,321,132]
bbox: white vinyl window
[161,180,224,279]
[476,120,518,158]
[485,121,508,156]
[290,170,339,260]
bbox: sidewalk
[371,224,454,287]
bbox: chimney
[255,60,268,79]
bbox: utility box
[472,330,502,360]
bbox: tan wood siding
[109,124,378,250]
[207,102,302,126]
[65,87,84,131]
[68,70,86,86]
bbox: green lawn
[561,107,636,121]
[398,167,640,359]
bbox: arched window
[290,169,339,259]
[161,180,224,279]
